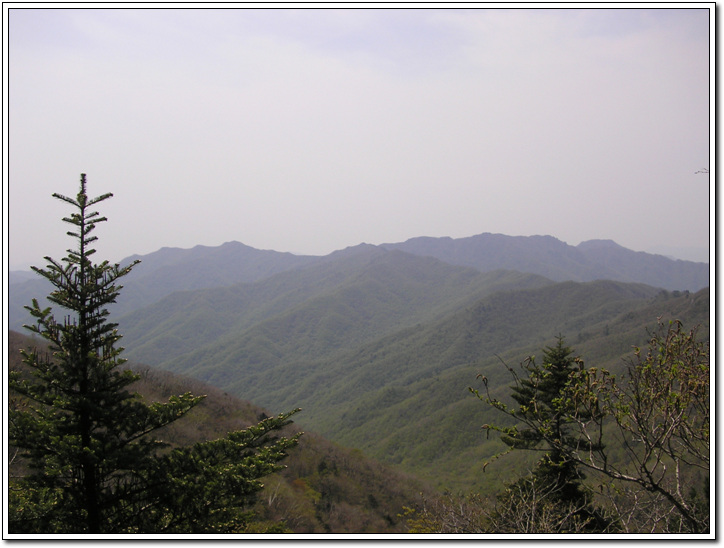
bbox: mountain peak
[328,243,381,257]
[576,239,624,250]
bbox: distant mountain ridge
[8,232,708,332]
[381,233,708,291]
[8,241,318,329]
[113,241,319,317]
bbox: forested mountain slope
[110,241,707,492]
[113,241,319,317]
[8,330,428,534]
[176,279,660,411]
[308,286,709,492]
[118,248,553,368]
[8,233,710,502]
[215,284,707,492]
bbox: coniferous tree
[477,337,609,531]
[505,339,585,495]
[9,175,301,533]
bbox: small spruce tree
[505,338,586,497]
[9,174,302,533]
[477,337,609,531]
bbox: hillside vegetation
[8,330,428,534]
[9,233,710,506]
[101,246,708,493]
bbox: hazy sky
[6,7,712,269]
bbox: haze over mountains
[8,231,710,491]
[383,234,709,290]
[8,232,709,330]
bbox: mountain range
[8,232,709,331]
[382,234,708,290]
[7,232,710,492]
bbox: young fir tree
[478,337,609,531]
[9,175,302,533]
[505,339,584,492]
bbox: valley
[8,232,711,497]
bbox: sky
[5,6,712,269]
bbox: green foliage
[9,330,427,535]
[567,320,710,533]
[8,175,301,534]
[500,337,584,451]
[475,338,609,531]
[478,320,710,534]
[162,273,701,493]
[134,410,302,533]
[123,267,706,495]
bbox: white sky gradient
[6,7,712,268]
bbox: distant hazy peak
[326,243,382,257]
[576,239,625,250]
